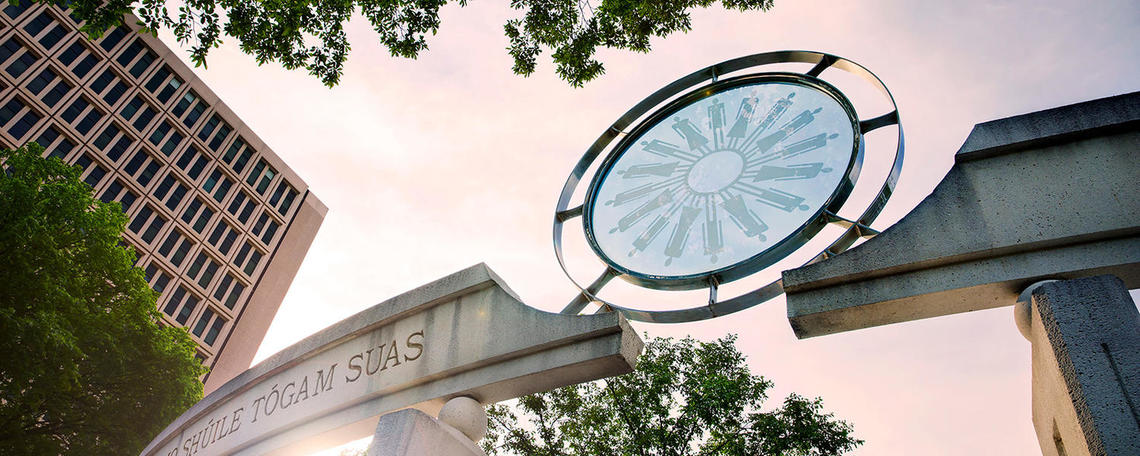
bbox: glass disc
[583,75,859,285]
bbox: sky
[154,1,1140,454]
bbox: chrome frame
[554,51,904,323]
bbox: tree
[45,0,774,87]
[483,335,861,456]
[0,143,206,455]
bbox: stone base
[367,409,485,456]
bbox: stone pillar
[368,397,488,456]
[1015,275,1140,456]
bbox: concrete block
[1023,275,1140,456]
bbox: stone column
[1015,275,1140,456]
[368,397,488,456]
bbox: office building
[0,2,326,393]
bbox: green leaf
[56,0,775,87]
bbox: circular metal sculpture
[554,51,903,323]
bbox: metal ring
[553,50,903,323]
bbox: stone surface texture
[1023,275,1140,456]
[367,409,485,456]
[140,263,643,456]
[437,396,488,442]
[783,91,1140,338]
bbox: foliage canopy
[51,0,775,87]
[0,143,206,455]
[482,335,861,455]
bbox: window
[203,169,232,203]
[92,123,132,162]
[152,174,187,210]
[144,263,171,293]
[175,293,198,324]
[115,40,143,66]
[208,121,232,151]
[3,1,31,19]
[197,114,220,141]
[25,12,66,50]
[128,204,151,233]
[192,307,214,336]
[123,149,160,187]
[213,274,245,310]
[181,94,207,128]
[24,11,55,36]
[232,241,263,275]
[186,252,219,289]
[1,98,40,140]
[119,95,143,120]
[162,286,185,316]
[181,197,214,234]
[172,90,196,117]
[34,125,60,156]
[92,69,128,106]
[71,154,107,188]
[98,179,139,213]
[145,66,183,104]
[175,145,208,180]
[227,191,256,224]
[165,178,187,210]
[130,49,156,78]
[208,221,234,251]
[120,95,158,132]
[128,204,166,244]
[162,286,200,325]
[90,68,115,93]
[203,316,226,345]
[35,126,75,159]
[100,26,129,52]
[25,66,57,95]
[246,159,278,194]
[244,250,262,275]
[252,212,281,244]
[58,42,98,79]
[39,24,67,50]
[222,138,254,174]
[152,124,183,156]
[278,186,299,216]
[158,229,192,267]
[117,40,157,78]
[0,99,21,125]
[2,38,38,79]
[61,96,102,135]
[41,76,71,107]
[26,67,72,108]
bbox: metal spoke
[561,267,618,314]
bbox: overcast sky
[156,1,1139,454]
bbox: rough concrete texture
[140,263,643,456]
[437,396,487,442]
[367,409,485,456]
[783,91,1140,338]
[1024,275,1140,456]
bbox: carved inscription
[166,329,425,456]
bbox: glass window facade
[0,2,319,379]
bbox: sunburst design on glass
[586,80,857,279]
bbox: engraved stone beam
[141,263,643,456]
